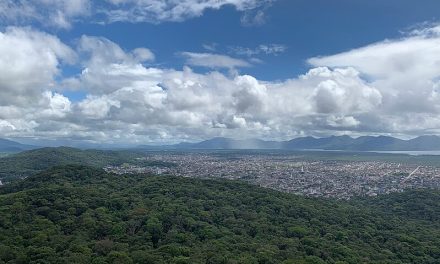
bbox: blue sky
[52,0,440,82]
[1,0,440,145]
[52,0,440,101]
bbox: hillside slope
[0,138,37,152]
[0,147,169,183]
[0,166,439,263]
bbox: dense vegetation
[0,147,172,183]
[0,165,439,263]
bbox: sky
[1,0,440,146]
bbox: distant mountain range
[3,135,440,152]
[0,138,38,152]
[139,135,440,151]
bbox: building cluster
[105,152,440,199]
[104,164,170,175]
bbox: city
[104,151,440,199]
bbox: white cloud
[326,116,360,128]
[308,24,440,129]
[0,27,77,137]
[305,67,382,114]
[0,29,388,142]
[77,35,160,94]
[0,0,91,29]
[63,36,381,142]
[258,44,287,55]
[0,27,75,105]
[0,0,274,28]
[230,44,287,56]
[103,0,274,23]
[3,24,440,143]
[132,48,155,62]
[181,52,251,69]
[308,34,440,80]
[78,95,120,119]
[0,120,16,133]
[78,35,153,65]
[202,43,218,52]
[240,9,267,26]
[39,92,72,119]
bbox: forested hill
[0,147,170,183]
[0,166,439,263]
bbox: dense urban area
[104,151,440,199]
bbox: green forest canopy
[0,165,439,263]
[0,147,173,183]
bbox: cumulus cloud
[78,95,120,119]
[0,27,76,139]
[39,92,72,119]
[304,67,382,114]
[308,33,440,80]
[3,24,440,143]
[326,116,360,128]
[78,35,154,65]
[0,27,75,105]
[75,35,159,94]
[132,48,155,62]
[309,25,440,135]
[60,36,381,142]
